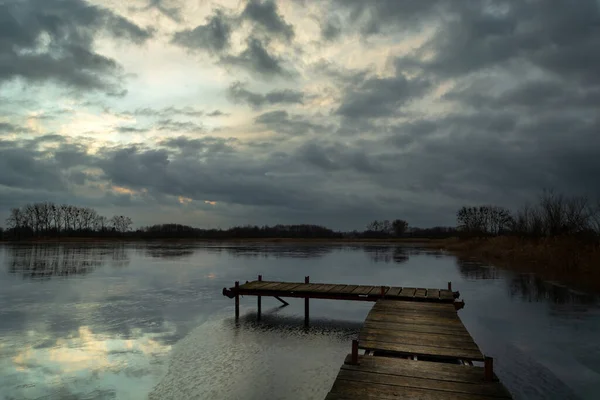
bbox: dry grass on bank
[432,236,600,292]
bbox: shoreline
[0,237,444,245]
[3,236,598,293]
[430,237,600,294]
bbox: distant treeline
[456,190,600,240]
[2,190,598,241]
[3,202,132,240]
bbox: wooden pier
[222,277,512,399]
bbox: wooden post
[257,275,262,320]
[235,281,240,319]
[484,356,494,381]
[448,281,452,291]
[351,339,359,365]
[380,286,385,298]
[304,276,310,327]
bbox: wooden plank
[309,283,341,293]
[374,300,456,312]
[363,321,471,337]
[330,379,504,400]
[427,288,440,299]
[343,355,491,384]
[335,369,510,398]
[358,332,480,352]
[399,287,416,298]
[367,286,388,296]
[368,306,462,321]
[372,303,458,316]
[385,287,402,297]
[359,339,484,361]
[256,282,290,290]
[292,283,325,293]
[359,328,480,348]
[327,284,349,294]
[366,311,464,327]
[264,282,302,291]
[336,284,359,294]
[414,288,427,298]
[369,309,462,323]
[238,281,272,290]
[440,289,455,300]
[352,285,375,295]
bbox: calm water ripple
[0,243,598,399]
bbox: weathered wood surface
[233,281,458,303]
[325,355,511,400]
[359,300,484,361]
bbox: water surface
[0,243,599,399]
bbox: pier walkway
[222,277,512,399]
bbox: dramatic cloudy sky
[1,0,599,230]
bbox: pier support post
[304,276,310,327]
[380,286,386,298]
[257,275,262,320]
[484,356,494,381]
[351,340,359,365]
[448,281,452,291]
[235,281,240,319]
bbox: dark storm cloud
[296,141,383,174]
[116,126,149,134]
[206,110,228,117]
[320,16,342,41]
[132,106,205,118]
[0,122,30,134]
[94,144,321,210]
[221,37,288,78]
[392,0,600,84]
[254,110,324,136]
[241,0,294,41]
[0,0,153,92]
[171,9,232,53]
[227,81,304,109]
[160,135,237,154]
[336,72,430,119]
[333,0,445,35]
[155,119,203,133]
[0,140,67,191]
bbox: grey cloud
[395,0,600,85]
[143,0,181,22]
[254,110,323,136]
[171,9,231,53]
[227,81,303,109]
[320,16,342,41]
[333,0,445,35]
[447,79,600,112]
[336,73,430,119]
[0,122,30,134]
[0,0,153,92]
[133,106,205,117]
[160,136,237,154]
[221,37,288,78]
[156,119,203,133]
[296,141,382,174]
[242,0,294,41]
[206,110,228,117]
[117,126,149,133]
